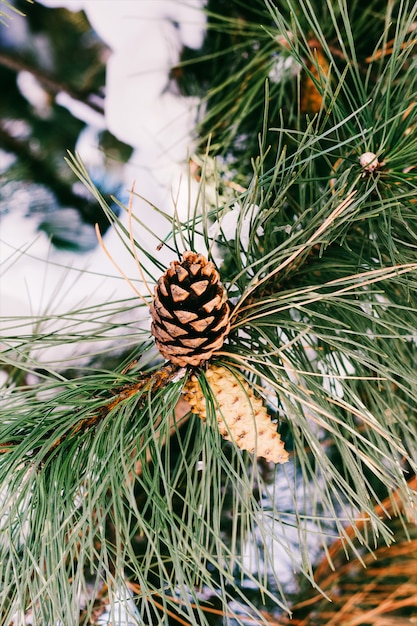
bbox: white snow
[1,1,207,351]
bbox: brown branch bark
[0,51,105,115]
[0,121,106,226]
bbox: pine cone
[150,251,231,367]
[183,364,289,464]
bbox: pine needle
[95,222,150,307]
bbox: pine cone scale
[190,281,209,296]
[189,263,201,275]
[158,280,169,297]
[211,317,229,333]
[202,295,223,313]
[189,317,215,332]
[162,321,188,338]
[153,300,174,319]
[175,265,189,282]
[173,310,199,323]
[170,284,189,302]
[180,337,207,348]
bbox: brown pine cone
[150,251,231,367]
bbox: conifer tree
[1,1,416,624]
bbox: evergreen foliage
[1,0,416,624]
[0,0,132,249]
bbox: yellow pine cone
[183,365,289,464]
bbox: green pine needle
[1,0,417,622]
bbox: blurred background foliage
[0,0,132,250]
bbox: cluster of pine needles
[1,0,417,624]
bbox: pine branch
[0,121,103,224]
[0,51,105,114]
[2,1,417,623]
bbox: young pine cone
[183,364,289,464]
[150,251,231,367]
